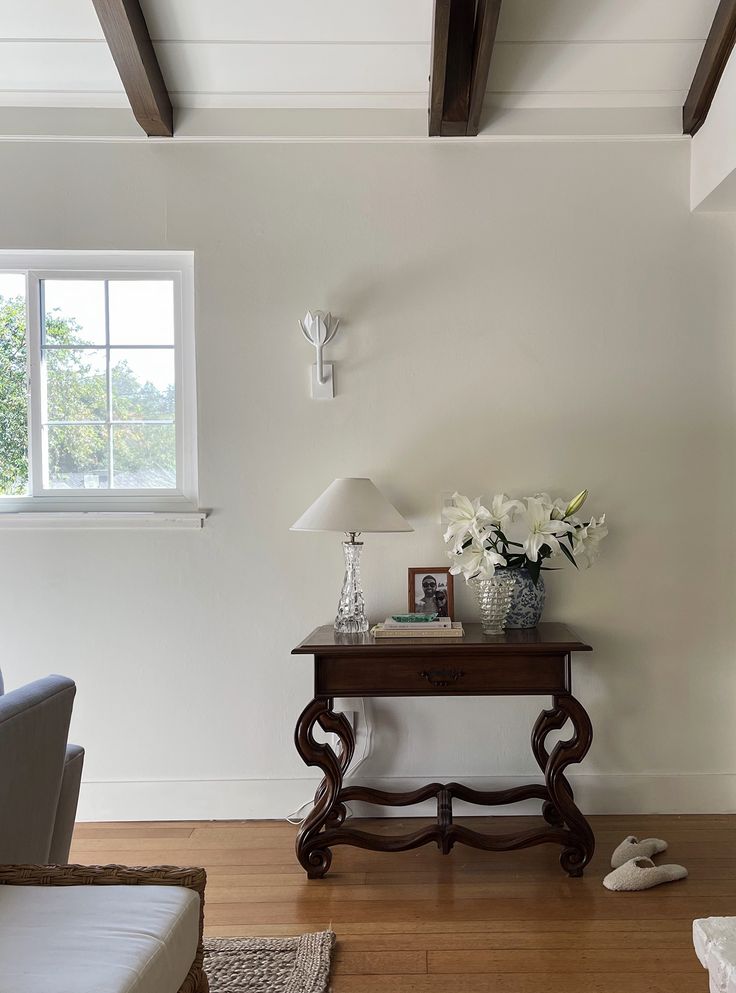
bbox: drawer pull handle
[419,668,465,688]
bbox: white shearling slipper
[611,834,668,868]
[603,856,687,891]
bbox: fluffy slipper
[603,856,687,891]
[611,834,668,868]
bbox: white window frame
[0,251,200,520]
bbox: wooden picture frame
[407,567,454,618]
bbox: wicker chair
[0,674,208,993]
[0,864,207,993]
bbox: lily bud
[565,489,588,518]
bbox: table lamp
[291,477,413,634]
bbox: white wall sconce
[299,310,340,399]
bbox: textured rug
[204,932,335,993]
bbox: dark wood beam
[467,0,502,136]
[92,0,173,137]
[429,0,501,137]
[429,0,452,136]
[683,0,736,136]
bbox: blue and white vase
[505,566,546,629]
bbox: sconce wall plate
[299,310,339,400]
[311,361,334,399]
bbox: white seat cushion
[694,918,736,993]
[0,884,199,993]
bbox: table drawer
[315,653,566,696]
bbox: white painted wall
[1,137,735,819]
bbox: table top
[292,622,591,656]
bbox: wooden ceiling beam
[429,0,452,136]
[429,0,501,137]
[92,0,173,137]
[683,0,736,136]
[467,0,502,136]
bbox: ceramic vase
[505,566,546,629]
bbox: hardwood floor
[70,815,723,991]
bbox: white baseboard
[76,773,736,822]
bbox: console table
[292,622,594,878]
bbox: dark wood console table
[292,622,594,878]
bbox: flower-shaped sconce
[298,310,340,399]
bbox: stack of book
[372,615,464,639]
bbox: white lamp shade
[291,477,413,533]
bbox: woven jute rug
[204,932,335,993]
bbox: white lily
[520,496,573,562]
[573,515,608,566]
[537,493,573,520]
[489,493,524,530]
[551,497,570,521]
[448,541,507,582]
[442,492,492,553]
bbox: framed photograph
[408,567,454,618]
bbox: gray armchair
[0,674,83,864]
[0,675,207,993]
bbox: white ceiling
[0,0,720,130]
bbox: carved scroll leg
[532,704,576,828]
[294,698,355,877]
[544,694,595,876]
[319,705,355,828]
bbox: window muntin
[0,253,196,510]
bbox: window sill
[0,512,207,530]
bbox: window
[0,252,198,517]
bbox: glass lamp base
[334,615,369,635]
[334,539,369,634]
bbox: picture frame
[407,567,454,618]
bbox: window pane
[43,280,106,346]
[45,348,107,422]
[47,424,108,489]
[112,424,175,488]
[0,273,29,496]
[111,349,174,421]
[109,280,174,345]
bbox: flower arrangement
[442,489,608,585]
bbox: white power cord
[286,697,372,825]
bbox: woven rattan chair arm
[0,863,205,891]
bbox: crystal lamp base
[334,539,369,634]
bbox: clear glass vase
[472,572,515,634]
[334,540,369,634]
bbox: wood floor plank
[202,896,734,925]
[204,872,367,889]
[335,931,692,951]
[331,976,705,993]
[199,878,722,904]
[427,948,702,974]
[334,950,427,975]
[203,918,692,938]
[72,825,195,839]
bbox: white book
[383,616,453,629]
[373,622,464,639]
